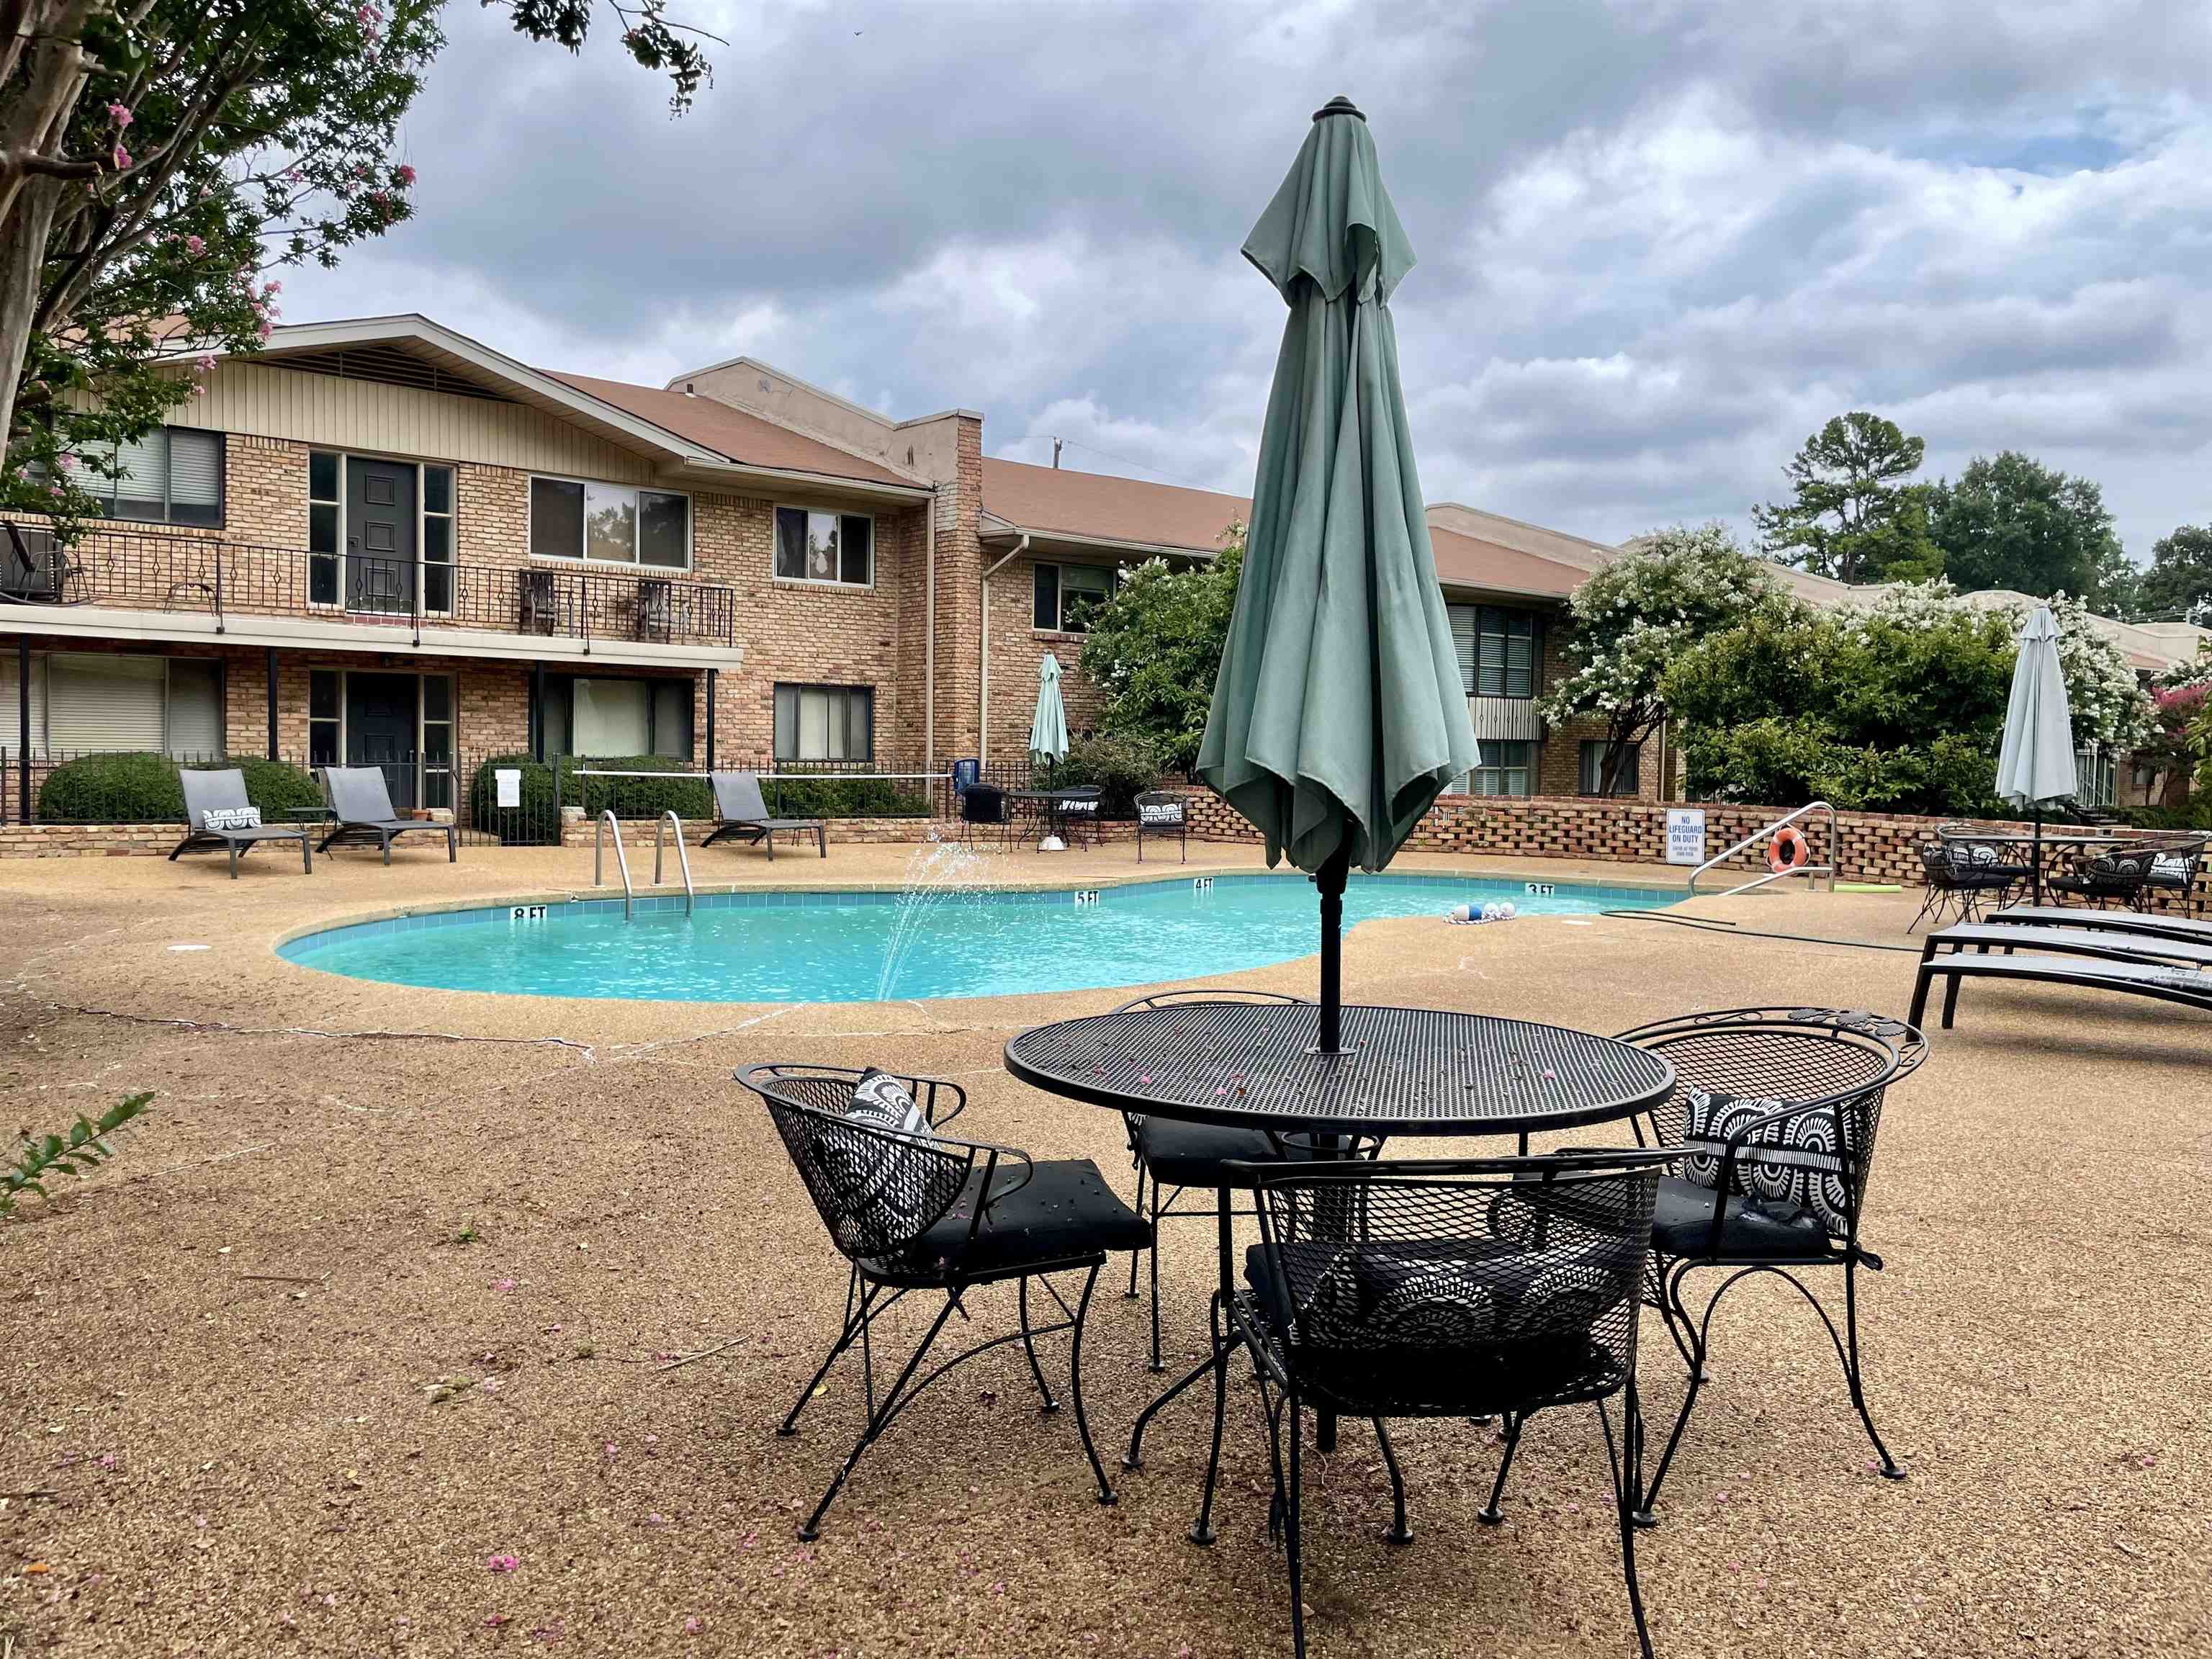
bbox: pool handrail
[653,809,695,914]
[594,810,634,921]
[1686,799,1838,898]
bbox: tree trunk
[0,175,63,460]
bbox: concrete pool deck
[1,840,2207,1656]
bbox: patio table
[1007,787,1097,844]
[1004,996,1674,1484]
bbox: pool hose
[1598,908,1924,956]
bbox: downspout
[979,533,1028,770]
[924,485,939,772]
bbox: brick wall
[984,553,1108,764]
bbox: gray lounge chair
[1983,906,2212,948]
[701,771,824,860]
[318,765,457,864]
[1923,921,2212,971]
[171,768,313,878]
[1910,948,2212,1030]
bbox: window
[1447,604,1541,699]
[1470,739,1534,798]
[774,507,873,586]
[538,675,692,759]
[1578,739,1639,797]
[72,427,224,526]
[531,477,689,569]
[308,669,340,765]
[1033,562,1115,632]
[423,466,454,614]
[422,674,454,808]
[773,684,873,763]
[308,452,341,606]
[1,652,222,757]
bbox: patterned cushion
[1139,801,1183,824]
[822,1069,947,1254]
[202,805,262,831]
[1681,1087,1853,1238]
[2150,854,2196,884]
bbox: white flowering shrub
[1539,523,1795,790]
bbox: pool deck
[1,839,2207,1657]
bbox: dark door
[346,672,418,811]
[346,458,417,616]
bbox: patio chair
[1112,989,1384,1375]
[1917,920,2212,973]
[957,781,1013,853]
[1051,785,1102,848]
[1205,1153,1668,1659]
[318,765,458,864]
[1609,1007,1927,1525]
[737,1062,1149,1540]
[2143,837,2206,914]
[1983,904,2212,948]
[171,768,312,878]
[1136,790,1187,863]
[701,770,825,860]
[2046,842,2162,910]
[1910,835,2028,930]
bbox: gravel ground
[0,842,2206,1658]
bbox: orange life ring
[1767,827,1811,874]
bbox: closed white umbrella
[1995,605,2077,906]
[1029,652,1070,770]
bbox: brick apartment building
[0,313,1666,815]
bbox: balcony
[2,528,737,649]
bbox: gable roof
[980,457,1248,556]
[549,372,920,490]
[1428,522,1586,601]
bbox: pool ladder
[593,810,693,921]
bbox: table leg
[1123,1190,1236,1473]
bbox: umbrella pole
[1316,846,1350,1056]
[2031,808,2043,907]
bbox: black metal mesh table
[1005,999,1675,1139]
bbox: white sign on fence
[1665,808,1707,866]
[495,768,522,809]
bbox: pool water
[277,871,1670,1004]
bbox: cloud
[279,0,2212,560]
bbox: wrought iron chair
[2143,837,2207,915]
[1910,834,2028,930]
[1610,1007,1926,1525]
[1112,989,1384,1375]
[1135,789,1187,863]
[2048,842,2162,911]
[957,781,1013,852]
[738,1062,1149,1539]
[1207,1154,1668,1659]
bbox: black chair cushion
[1649,1174,1833,1262]
[1134,1117,1332,1190]
[877,1158,1150,1285]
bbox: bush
[37,752,322,824]
[760,774,931,818]
[562,754,711,822]
[1041,733,1159,817]
[2115,797,2212,832]
[467,754,559,844]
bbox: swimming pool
[277,871,1671,1004]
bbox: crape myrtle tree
[1077,521,1245,776]
[1538,521,1790,797]
[0,0,713,541]
[1751,410,1943,585]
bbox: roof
[980,458,1248,556]
[1428,522,1586,601]
[549,372,919,490]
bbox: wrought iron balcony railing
[1,527,738,649]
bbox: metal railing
[593,810,634,920]
[15,530,738,647]
[1686,799,1839,897]
[652,809,694,914]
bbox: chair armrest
[905,1074,968,1128]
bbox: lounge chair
[1983,905,2212,948]
[1909,949,2212,1030]
[171,768,312,878]
[318,765,457,864]
[701,770,824,860]
[1920,921,2212,971]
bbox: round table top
[1004,998,1676,1138]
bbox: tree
[0,0,714,539]
[2136,524,2212,623]
[1539,521,1793,795]
[1928,451,2135,611]
[1751,411,1942,585]
[1077,523,1244,775]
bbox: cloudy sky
[285,0,2212,560]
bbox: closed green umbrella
[1197,95,1478,1053]
[1029,651,1070,773]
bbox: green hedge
[467,754,560,845]
[2115,796,2212,832]
[464,756,932,844]
[1032,733,1159,817]
[759,774,931,819]
[37,753,324,824]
